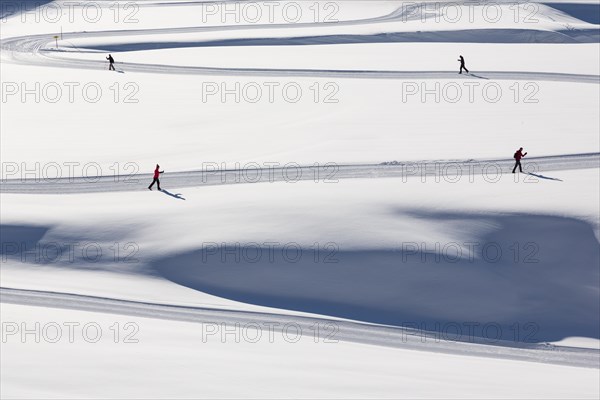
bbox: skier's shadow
[467,73,489,80]
[161,189,186,200]
[528,172,563,182]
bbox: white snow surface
[1,0,599,398]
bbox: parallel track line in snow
[1,153,598,194]
[2,287,598,368]
[1,1,598,82]
[3,31,599,83]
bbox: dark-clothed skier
[512,148,527,173]
[106,54,115,71]
[148,164,164,190]
[458,55,469,74]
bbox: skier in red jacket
[512,148,527,173]
[148,164,164,190]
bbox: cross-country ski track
[1,153,598,194]
[1,287,598,369]
[1,1,599,83]
[2,32,599,83]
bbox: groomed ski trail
[2,287,598,369]
[1,153,598,194]
[1,0,598,83]
[3,32,599,83]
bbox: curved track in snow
[1,1,599,82]
[1,153,598,194]
[3,32,599,83]
[2,287,598,368]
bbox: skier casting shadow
[458,55,469,74]
[512,147,527,173]
[161,189,186,200]
[106,54,115,71]
[148,164,164,190]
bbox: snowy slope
[3,302,599,399]
[1,0,599,398]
